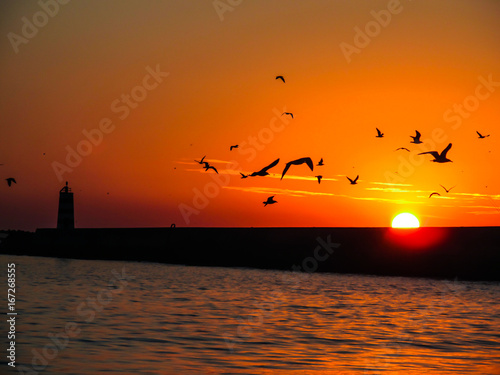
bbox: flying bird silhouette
[419,143,453,163]
[440,184,455,193]
[282,112,294,119]
[194,155,206,164]
[5,178,16,187]
[476,131,490,139]
[316,158,324,166]
[410,130,423,144]
[240,173,248,179]
[275,75,285,83]
[281,157,314,180]
[204,165,218,174]
[203,162,218,174]
[347,175,359,185]
[429,192,441,198]
[230,145,239,151]
[250,158,280,177]
[315,175,323,184]
[263,196,277,206]
[375,128,384,138]
[395,147,410,152]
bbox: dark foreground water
[1,255,499,374]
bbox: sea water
[0,255,499,374]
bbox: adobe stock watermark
[443,74,500,130]
[224,234,341,352]
[15,267,134,374]
[384,128,448,184]
[340,0,403,63]
[237,107,292,162]
[7,0,71,54]
[213,0,243,21]
[385,73,498,184]
[51,64,169,182]
[178,106,292,224]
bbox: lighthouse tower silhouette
[57,181,74,230]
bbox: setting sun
[392,213,420,228]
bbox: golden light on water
[392,213,420,228]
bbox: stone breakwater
[1,227,499,281]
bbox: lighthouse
[57,181,74,230]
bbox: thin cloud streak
[467,211,500,215]
[459,205,500,210]
[223,186,423,205]
[182,161,498,211]
[267,174,338,182]
[183,165,339,182]
[176,158,235,165]
[417,195,456,200]
[369,182,413,187]
[223,186,337,198]
[350,196,423,204]
[366,187,428,193]
[453,192,500,199]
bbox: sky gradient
[1,0,499,230]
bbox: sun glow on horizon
[392,213,420,228]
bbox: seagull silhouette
[476,131,490,139]
[347,175,359,185]
[419,143,453,163]
[395,147,410,152]
[194,155,206,164]
[316,158,324,166]
[375,128,384,138]
[250,158,280,177]
[275,75,285,83]
[263,196,277,206]
[205,165,218,174]
[410,130,423,144]
[5,178,16,187]
[282,112,294,119]
[429,192,441,198]
[203,162,218,174]
[315,175,323,184]
[240,173,248,179]
[281,157,314,180]
[440,184,455,193]
[230,145,239,151]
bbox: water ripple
[1,255,499,374]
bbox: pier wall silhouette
[1,227,499,281]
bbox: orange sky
[1,0,499,230]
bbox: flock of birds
[191,76,493,207]
[4,75,491,208]
[379,129,491,198]
[194,155,329,207]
